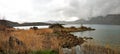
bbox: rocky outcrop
[8,36,24,49]
[49,24,95,33]
[79,26,95,30]
[30,26,38,30]
[56,32,85,49]
[0,36,28,54]
[49,24,64,29]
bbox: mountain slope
[19,22,51,26]
[0,20,19,26]
[83,14,120,25]
[0,20,51,27]
[49,14,120,25]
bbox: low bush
[29,50,58,54]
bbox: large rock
[0,36,28,54]
[57,32,85,49]
[8,36,28,54]
[9,36,24,49]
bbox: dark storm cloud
[1,0,120,22]
[53,0,120,19]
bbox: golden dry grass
[81,41,120,54]
[0,28,119,54]
[10,29,59,50]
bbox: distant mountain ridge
[80,14,120,25]
[0,20,51,27]
[0,14,120,27]
[48,14,120,25]
[19,22,51,26]
[0,20,19,26]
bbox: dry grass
[10,29,59,50]
[81,43,120,54]
[0,28,119,54]
[0,29,60,54]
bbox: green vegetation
[29,50,58,54]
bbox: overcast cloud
[0,0,120,22]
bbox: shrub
[29,50,58,54]
[30,26,38,30]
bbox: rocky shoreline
[0,24,95,54]
[49,24,95,33]
[0,24,119,54]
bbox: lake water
[14,24,120,47]
[66,24,120,47]
[14,25,49,29]
[64,24,120,54]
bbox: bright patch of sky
[0,0,120,22]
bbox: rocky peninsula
[0,23,96,54]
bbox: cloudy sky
[0,0,120,23]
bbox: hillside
[73,14,120,25]
[0,20,19,26]
[0,20,51,27]
[84,14,120,25]
[48,14,120,25]
[19,22,51,26]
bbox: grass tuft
[29,50,58,54]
